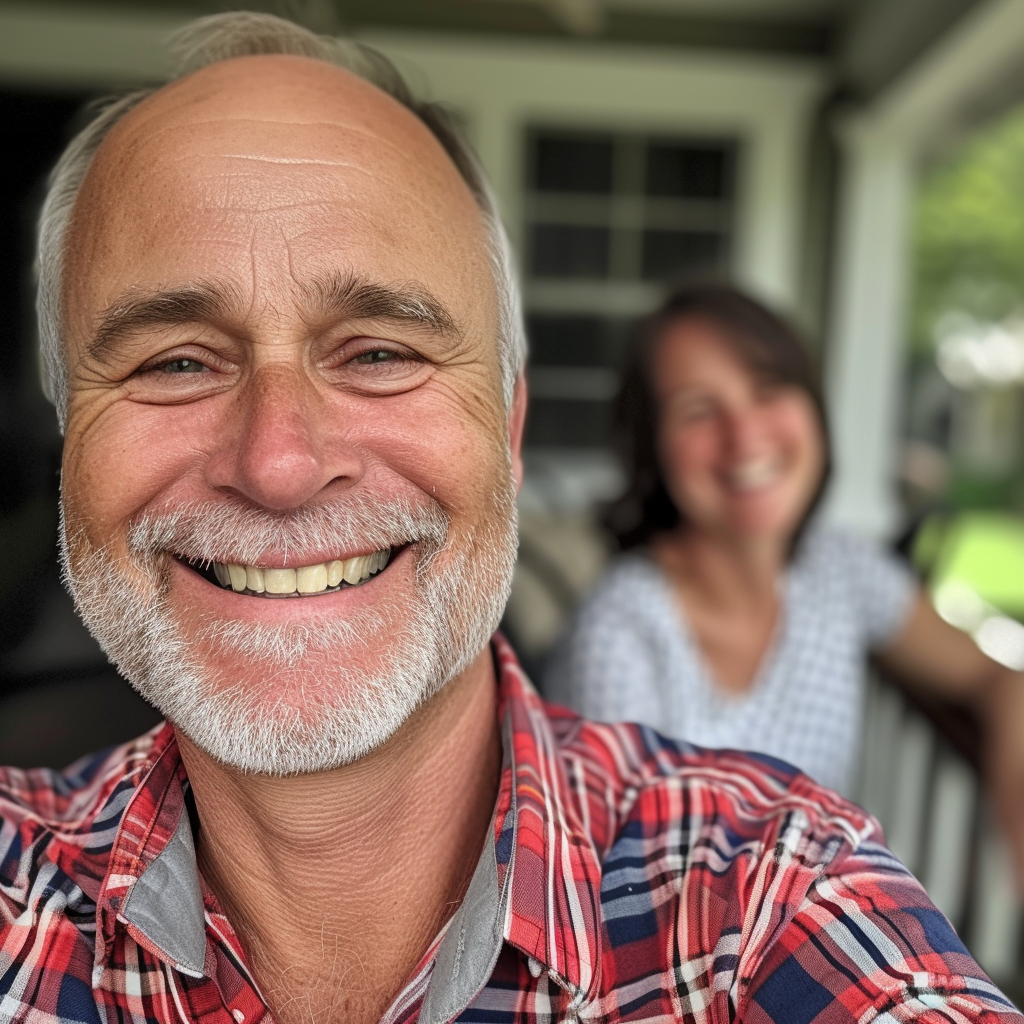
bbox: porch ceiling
[9,0,855,48]
[588,0,852,15]
[0,0,988,100]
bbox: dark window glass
[530,224,610,278]
[641,230,724,280]
[531,134,614,193]
[645,143,733,199]
[527,315,610,366]
[525,398,612,447]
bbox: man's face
[59,55,523,773]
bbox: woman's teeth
[210,549,390,596]
[728,460,780,491]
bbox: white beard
[59,482,518,776]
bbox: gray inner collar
[419,713,518,1024]
[121,807,207,978]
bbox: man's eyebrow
[89,285,231,360]
[302,272,461,340]
[87,275,462,360]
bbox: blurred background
[3,0,1024,992]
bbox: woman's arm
[877,593,1024,883]
[876,593,1014,699]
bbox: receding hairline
[81,52,476,205]
[64,50,493,338]
[108,53,439,140]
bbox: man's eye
[323,342,425,392]
[155,358,209,374]
[352,350,398,364]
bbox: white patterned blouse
[543,527,917,795]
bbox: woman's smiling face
[654,316,825,544]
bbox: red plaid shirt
[0,634,1018,1023]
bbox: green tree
[913,105,1024,355]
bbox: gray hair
[36,11,525,429]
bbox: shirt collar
[93,635,604,1006]
[491,634,603,1003]
[95,723,209,977]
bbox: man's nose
[206,365,362,510]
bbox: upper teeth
[728,461,779,491]
[211,550,390,596]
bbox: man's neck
[176,649,502,1024]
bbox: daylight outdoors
[5,0,1024,1000]
[904,106,1024,671]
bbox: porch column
[823,119,916,539]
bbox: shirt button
[232,1010,245,1022]
[526,957,543,978]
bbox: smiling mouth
[725,459,781,492]
[178,547,394,598]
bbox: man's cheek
[368,395,505,499]
[67,403,208,512]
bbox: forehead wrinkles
[78,123,477,247]
[70,118,489,293]
[117,120,464,209]
[79,53,483,233]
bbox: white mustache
[126,493,450,569]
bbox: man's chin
[108,607,447,774]
[72,564,492,775]
[135,644,445,776]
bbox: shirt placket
[173,941,269,1024]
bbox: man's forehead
[66,53,493,333]
[112,54,434,157]
[87,54,470,204]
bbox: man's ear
[508,373,528,492]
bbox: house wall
[358,31,826,313]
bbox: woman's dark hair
[603,281,832,552]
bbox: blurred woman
[545,284,1024,813]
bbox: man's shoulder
[0,728,163,823]
[546,702,878,863]
[538,705,1019,1023]
[0,727,166,909]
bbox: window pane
[645,143,733,199]
[527,314,612,366]
[641,230,724,280]
[531,133,614,193]
[525,397,612,447]
[530,224,610,278]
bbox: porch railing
[857,672,1022,987]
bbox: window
[523,128,738,452]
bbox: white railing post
[920,750,978,927]
[970,809,1022,983]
